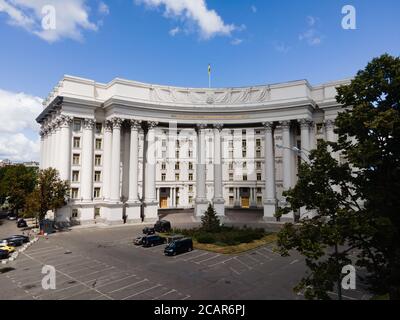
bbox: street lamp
[276,144,310,162]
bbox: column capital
[196,123,208,131]
[59,115,73,128]
[280,121,291,130]
[129,120,142,131]
[40,130,45,138]
[325,119,335,129]
[262,122,275,132]
[104,120,113,132]
[111,117,123,129]
[213,123,224,131]
[299,118,313,129]
[147,121,159,130]
[83,118,95,130]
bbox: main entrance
[160,197,168,209]
[241,197,250,208]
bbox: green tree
[24,168,70,222]
[277,54,400,300]
[201,204,221,232]
[0,165,37,214]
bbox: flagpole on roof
[208,63,211,88]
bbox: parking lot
[0,220,372,300]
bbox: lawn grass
[193,233,278,254]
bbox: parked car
[164,238,193,256]
[134,236,145,246]
[142,235,166,248]
[154,220,171,233]
[0,244,15,254]
[1,238,23,247]
[142,227,156,235]
[17,219,28,228]
[0,249,9,260]
[9,235,29,243]
[7,213,17,221]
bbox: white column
[39,130,45,170]
[263,122,277,219]
[325,119,340,161]
[281,121,292,191]
[59,116,73,181]
[110,118,123,202]
[126,120,142,222]
[44,124,50,169]
[48,124,55,168]
[80,118,95,202]
[54,120,62,173]
[300,119,311,163]
[102,120,112,201]
[143,121,159,220]
[195,124,208,217]
[212,124,225,216]
[127,120,141,203]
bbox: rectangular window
[229,173,234,181]
[175,150,179,159]
[95,155,101,166]
[72,171,79,182]
[256,150,261,158]
[73,137,80,148]
[176,196,180,206]
[242,139,247,148]
[229,162,234,170]
[94,171,101,182]
[257,173,262,181]
[242,150,247,158]
[72,208,78,218]
[243,162,247,169]
[256,162,262,170]
[175,162,180,170]
[188,173,193,181]
[257,196,263,206]
[229,188,234,193]
[256,130,261,135]
[229,196,234,206]
[95,123,102,134]
[161,163,166,170]
[94,188,101,199]
[243,174,248,181]
[73,120,81,132]
[257,187,262,194]
[71,188,79,199]
[188,150,193,158]
[95,139,102,150]
[175,173,180,181]
[188,196,193,205]
[161,173,166,181]
[189,185,193,192]
[73,154,80,165]
[256,139,261,147]
[162,139,167,147]
[188,162,193,170]
[242,130,247,135]
[95,208,100,217]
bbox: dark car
[142,227,156,235]
[164,238,193,256]
[9,235,29,243]
[134,236,145,246]
[154,220,171,233]
[142,235,166,248]
[17,219,28,228]
[1,237,23,247]
[0,249,9,260]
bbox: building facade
[36,75,349,225]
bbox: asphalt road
[0,219,371,300]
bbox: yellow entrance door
[241,197,250,208]
[160,197,168,209]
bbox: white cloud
[299,16,324,46]
[98,1,109,15]
[273,41,291,53]
[251,5,257,13]
[135,0,239,39]
[169,26,180,36]
[0,88,42,161]
[231,38,243,46]
[0,0,99,42]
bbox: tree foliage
[24,168,70,221]
[277,54,400,299]
[201,204,221,232]
[0,165,37,214]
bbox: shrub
[197,233,216,244]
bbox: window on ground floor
[189,196,193,205]
[257,196,263,206]
[229,196,234,206]
[72,209,78,218]
[95,207,100,217]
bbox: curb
[1,236,39,265]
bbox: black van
[154,220,171,233]
[142,235,166,248]
[164,238,193,256]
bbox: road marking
[152,289,176,300]
[95,274,137,289]
[108,279,148,293]
[122,284,162,300]
[173,250,197,259]
[26,246,63,254]
[183,252,209,261]
[37,283,83,298]
[229,267,241,275]
[195,254,221,264]
[208,257,236,267]
[181,295,191,300]
[73,267,115,279]
[234,257,252,270]
[254,250,273,261]
[21,251,114,301]
[290,259,299,265]
[246,253,262,264]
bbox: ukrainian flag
[208,64,211,76]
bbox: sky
[0,0,399,162]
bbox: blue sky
[0,0,399,161]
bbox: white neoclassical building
[36,75,349,225]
